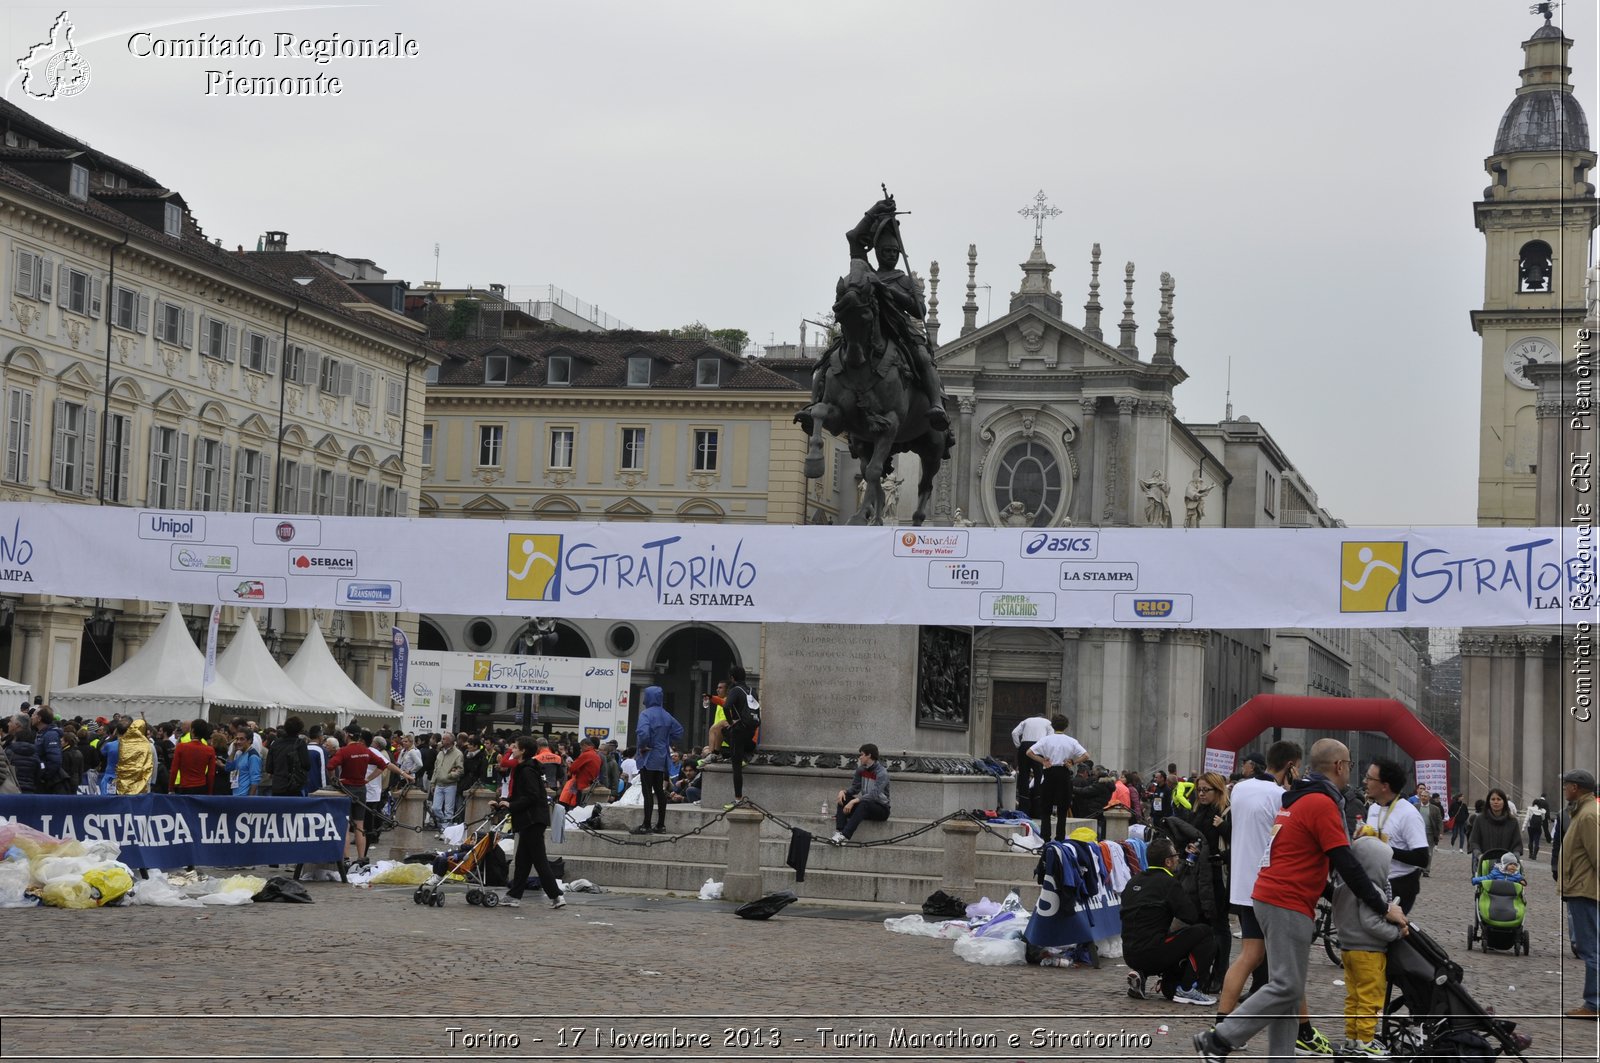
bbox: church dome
[1494,90,1590,153]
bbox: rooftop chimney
[263,230,288,253]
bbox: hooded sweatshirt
[634,686,684,773]
[1332,835,1402,951]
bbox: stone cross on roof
[1017,189,1062,244]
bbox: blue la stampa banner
[0,794,349,870]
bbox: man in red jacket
[558,737,603,809]
[170,719,217,795]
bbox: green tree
[666,321,748,355]
[446,298,481,340]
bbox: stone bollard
[940,817,981,895]
[465,787,496,827]
[1101,805,1132,842]
[722,807,765,902]
[396,789,425,833]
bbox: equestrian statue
[795,190,954,526]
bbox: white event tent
[214,609,328,727]
[51,603,266,720]
[283,619,399,724]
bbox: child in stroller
[1468,848,1531,955]
[1380,922,1532,1061]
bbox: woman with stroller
[1468,788,1523,866]
[494,736,566,910]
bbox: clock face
[1504,336,1558,390]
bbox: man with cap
[1556,768,1599,1020]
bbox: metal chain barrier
[575,800,742,846]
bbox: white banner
[0,503,1589,628]
[201,604,221,689]
[407,650,630,743]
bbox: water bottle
[1040,955,1068,968]
[820,801,829,816]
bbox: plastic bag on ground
[39,878,96,909]
[440,823,466,847]
[954,934,1027,966]
[1096,933,1123,959]
[0,859,34,907]
[197,874,266,905]
[128,874,204,907]
[885,914,954,938]
[82,866,134,906]
[964,896,1001,921]
[698,878,723,900]
[972,910,1025,939]
[565,879,603,894]
[0,823,63,853]
[368,862,432,886]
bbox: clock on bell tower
[1471,7,1597,527]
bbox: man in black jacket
[495,736,566,910]
[1122,836,1217,1006]
[265,716,310,797]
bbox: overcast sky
[4,1,1595,528]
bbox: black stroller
[1379,922,1531,1061]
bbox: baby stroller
[1467,848,1530,955]
[1380,922,1531,1062]
[413,812,510,909]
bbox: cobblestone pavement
[0,844,1594,1062]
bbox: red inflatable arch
[1203,695,1450,798]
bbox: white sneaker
[829,831,847,845]
[1345,1040,1387,1058]
[1173,985,1218,1006]
[548,896,566,910]
[499,895,521,908]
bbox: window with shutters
[191,438,227,510]
[245,331,270,373]
[50,399,94,495]
[385,378,404,416]
[233,448,264,512]
[61,266,96,317]
[478,424,504,468]
[112,286,147,332]
[199,317,235,362]
[354,367,375,407]
[69,164,89,201]
[283,344,305,383]
[693,428,719,472]
[4,388,32,485]
[12,248,48,302]
[277,459,300,512]
[548,427,574,470]
[155,302,191,347]
[382,485,400,517]
[348,477,367,516]
[420,424,434,467]
[319,356,343,393]
[103,413,132,503]
[620,427,647,471]
[315,469,336,515]
[147,426,185,509]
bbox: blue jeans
[431,783,459,824]
[1568,897,1599,1011]
[834,799,889,839]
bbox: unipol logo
[17,12,92,100]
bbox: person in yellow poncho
[114,719,155,794]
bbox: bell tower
[1472,4,1597,526]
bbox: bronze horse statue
[798,259,951,525]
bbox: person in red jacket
[170,719,217,795]
[558,737,603,809]
[328,732,386,861]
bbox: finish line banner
[0,795,349,870]
[0,503,1589,628]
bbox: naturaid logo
[18,12,92,100]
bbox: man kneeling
[1121,836,1218,1006]
[830,744,890,845]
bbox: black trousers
[1040,765,1074,841]
[641,769,667,828]
[1015,742,1040,814]
[506,824,561,901]
[1392,871,1421,914]
[728,724,753,799]
[1126,924,1216,997]
[1528,824,1543,859]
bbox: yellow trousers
[1343,948,1387,1042]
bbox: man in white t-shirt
[1218,740,1301,1015]
[1011,710,1054,816]
[360,733,412,857]
[1360,757,1429,913]
[1024,714,1089,841]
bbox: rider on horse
[798,194,949,435]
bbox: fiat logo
[275,522,295,542]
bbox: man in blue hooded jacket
[632,685,684,835]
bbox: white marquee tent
[215,609,329,727]
[51,603,266,720]
[283,619,399,723]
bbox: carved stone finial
[961,244,979,336]
[1118,261,1138,356]
[926,260,941,347]
[1084,243,1103,339]
[1154,271,1176,363]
